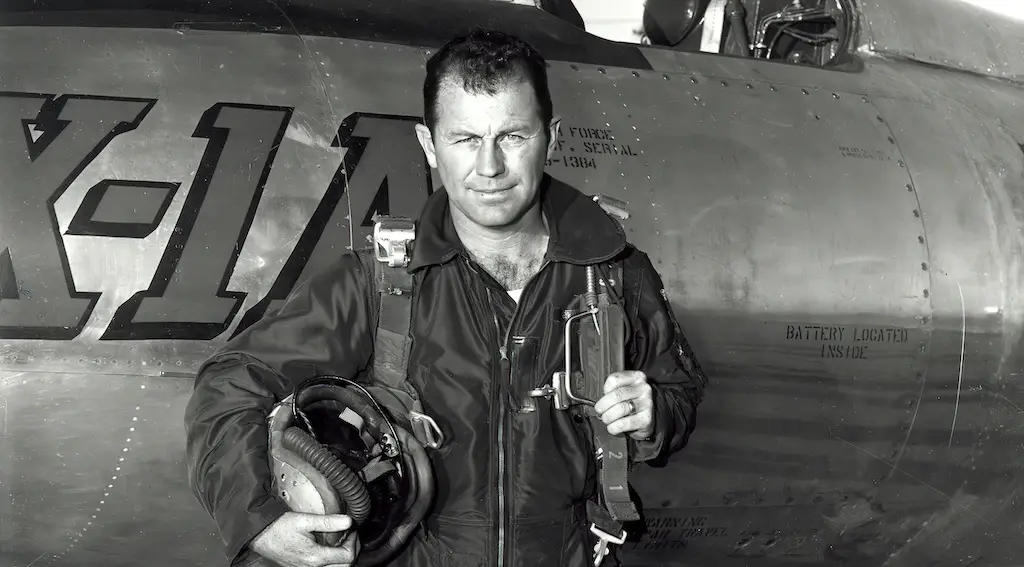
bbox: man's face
[415,76,560,230]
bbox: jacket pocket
[425,530,486,567]
[509,334,541,414]
[513,503,587,567]
[387,526,486,567]
[421,517,490,567]
[510,517,570,567]
[537,304,564,376]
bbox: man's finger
[598,394,650,426]
[593,386,633,415]
[607,408,653,436]
[297,513,353,533]
[317,546,356,567]
[594,382,649,415]
[602,370,645,394]
[606,415,633,436]
[599,399,632,425]
[321,530,360,566]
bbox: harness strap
[578,262,639,524]
[371,257,415,391]
[361,215,444,450]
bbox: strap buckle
[590,523,627,546]
[373,215,416,268]
[529,289,607,411]
[409,410,445,450]
[529,370,593,411]
[589,522,627,567]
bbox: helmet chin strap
[355,425,436,566]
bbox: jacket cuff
[628,385,673,462]
[225,493,291,566]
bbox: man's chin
[473,214,518,229]
[470,205,538,230]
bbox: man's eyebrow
[445,128,478,138]
[444,124,535,138]
[501,122,535,134]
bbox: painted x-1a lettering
[0,95,433,341]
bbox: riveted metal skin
[857,0,1024,84]
[1,1,1023,566]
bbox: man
[184,29,707,567]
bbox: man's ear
[546,116,562,160]
[414,123,438,169]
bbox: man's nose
[474,139,506,178]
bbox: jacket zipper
[487,292,511,567]
[486,260,550,567]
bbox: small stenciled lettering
[853,327,908,343]
[581,141,638,156]
[631,515,729,550]
[839,145,892,161]
[545,125,641,170]
[785,324,844,342]
[784,324,912,360]
[567,126,612,140]
[821,344,868,359]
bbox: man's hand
[594,371,654,440]
[249,512,360,567]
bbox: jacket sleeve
[184,251,377,566]
[624,250,708,464]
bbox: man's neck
[451,205,550,291]
[451,206,548,258]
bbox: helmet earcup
[280,427,373,524]
[269,428,347,546]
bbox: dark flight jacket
[184,175,708,567]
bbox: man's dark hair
[423,29,553,134]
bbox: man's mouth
[472,187,513,195]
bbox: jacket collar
[407,174,626,271]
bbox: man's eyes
[454,134,526,144]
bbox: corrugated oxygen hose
[281,426,372,524]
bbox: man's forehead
[434,76,542,127]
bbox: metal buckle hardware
[373,216,416,268]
